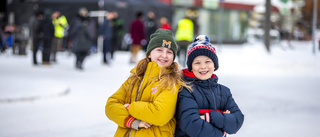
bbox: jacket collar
[145,62,161,78]
[182,68,216,79]
[182,68,218,88]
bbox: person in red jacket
[129,11,146,64]
[159,16,171,30]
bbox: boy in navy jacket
[175,35,244,137]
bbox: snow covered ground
[0,40,319,137]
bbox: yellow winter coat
[105,62,180,137]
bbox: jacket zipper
[135,62,154,101]
[128,62,154,137]
[209,81,217,110]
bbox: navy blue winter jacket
[175,69,244,137]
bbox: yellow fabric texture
[52,15,68,38]
[175,18,194,42]
[105,62,180,137]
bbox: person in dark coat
[99,12,114,64]
[144,11,157,52]
[31,10,44,65]
[69,7,93,70]
[110,11,124,60]
[175,35,244,137]
[40,9,55,65]
[129,11,145,64]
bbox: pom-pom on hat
[186,35,219,71]
[146,29,178,60]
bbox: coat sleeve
[105,79,131,128]
[209,86,244,134]
[59,16,68,27]
[127,85,179,126]
[69,20,80,40]
[176,89,224,137]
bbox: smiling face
[191,55,215,80]
[148,47,174,67]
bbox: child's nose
[160,51,167,57]
[200,63,206,68]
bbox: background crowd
[0,7,201,70]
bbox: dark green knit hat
[146,29,177,59]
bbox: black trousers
[75,51,88,68]
[103,38,111,63]
[42,39,52,62]
[33,38,40,64]
[111,38,121,59]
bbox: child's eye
[206,60,212,63]
[167,51,173,54]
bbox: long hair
[126,57,191,101]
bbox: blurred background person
[51,10,68,63]
[13,23,28,55]
[1,24,15,53]
[41,9,54,65]
[175,16,194,68]
[99,11,114,65]
[129,11,145,64]
[159,16,170,30]
[145,11,158,52]
[0,25,5,53]
[0,13,5,53]
[110,11,124,60]
[69,7,94,70]
[31,10,44,65]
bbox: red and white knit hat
[186,35,219,71]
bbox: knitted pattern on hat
[146,29,177,59]
[186,35,219,71]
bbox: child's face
[191,56,215,80]
[148,47,174,67]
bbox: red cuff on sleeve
[124,115,136,128]
[199,109,225,114]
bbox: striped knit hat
[186,35,219,71]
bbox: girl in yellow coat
[105,29,189,137]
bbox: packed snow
[0,40,319,137]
